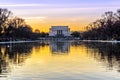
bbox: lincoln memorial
[49,26,71,37]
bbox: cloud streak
[0,3,48,7]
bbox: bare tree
[0,8,11,34]
[8,17,25,28]
[82,9,120,40]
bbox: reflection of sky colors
[0,42,120,80]
[0,0,120,32]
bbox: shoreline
[82,40,120,43]
[0,40,40,44]
[0,40,120,44]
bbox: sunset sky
[0,0,120,32]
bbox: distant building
[49,26,71,37]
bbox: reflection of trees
[0,48,9,75]
[66,41,120,72]
[0,43,33,75]
[71,41,82,46]
[0,42,49,76]
[0,42,48,75]
[34,41,49,52]
[5,44,32,59]
[84,42,120,72]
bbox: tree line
[3,8,119,41]
[82,9,120,40]
[0,8,48,41]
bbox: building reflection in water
[50,41,70,54]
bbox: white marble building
[49,26,71,37]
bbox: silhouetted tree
[35,29,40,33]
[82,9,120,40]
[40,32,49,37]
[0,8,11,35]
[4,17,33,39]
[15,25,33,39]
[71,31,81,37]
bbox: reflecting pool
[0,41,120,80]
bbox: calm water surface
[0,41,120,80]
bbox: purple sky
[0,0,120,31]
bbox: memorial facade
[49,26,71,37]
